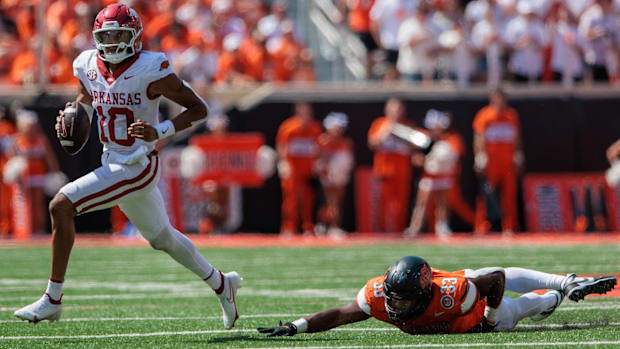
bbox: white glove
[474,152,488,172]
[606,159,620,188]
[277,160,291,179]
[513,151,524,168]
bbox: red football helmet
[92,4,142,64]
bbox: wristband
[292,318,308,333]
[484,306,499,324]
[154,120,175,140]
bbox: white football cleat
[217,271,242,329]
[561,274,617,302]
[14,293,62,323]
[530,290,563,321]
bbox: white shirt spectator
[370,0,418,50]
[396,13,432,76]
[504,14,547,77]
[465,0,489,25]
[550,21,587,77]
[566,0,594,18]
[426,10,460,76]
[528,0,554,18]
[578,3,620,66]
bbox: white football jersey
[73,49,173,154]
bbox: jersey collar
[97,52,141,85]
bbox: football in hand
[59,102,90,155]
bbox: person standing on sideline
[276,102,322,235]
[472,88,523,235]
[368,98,418,232]
[316,112,354,238]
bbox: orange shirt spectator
[473,105,520,169]
[46,0,73,33]
[368,116,415,178]
[144,11,174,42]
[276,115,322,178]
[16,4,35,41]
[214,50,242,84]
[238,37,265,81]
[348,0,375,33]
[49,54,76,84]
[9,48,37,85]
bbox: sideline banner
[159,148,208,233]
[523,173,618,232]
[190,133,265,187]
[355,167,382,233]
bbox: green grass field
[1,243,619,348]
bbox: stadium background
[0,0,619,235]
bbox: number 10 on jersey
[96,106,136,146]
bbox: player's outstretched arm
[129,73,207,142]
[257,301,369,337]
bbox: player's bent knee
[49,193,77,219]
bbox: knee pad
[465,267,505,279]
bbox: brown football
[59,102,91,155]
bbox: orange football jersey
[357,269,485,334]
[276,116,322,178]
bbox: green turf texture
[1,243,618,348]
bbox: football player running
[14,3,241,329]
[258,256,616,336]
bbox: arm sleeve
[356,285,371,315]
[472,110,486,134]
[460,280,479,314]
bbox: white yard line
[1,328,620,347]
[240,343,620,349]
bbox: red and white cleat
[14,293,62,324]
[217,272,242,329]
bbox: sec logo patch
[440,295,454,309]
[87,69,97,81]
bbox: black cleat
[562,274,617,302]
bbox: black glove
[257,321,298,337]
[466,316,497,333]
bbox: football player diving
[258,256,617,336]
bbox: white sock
[203,268,224,293]
[505,267,565,293]
[46,279,63,301]
[512,292,557,322]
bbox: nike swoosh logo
[226,282,235,303]
[434,312,444,317]
[162,128,168,134]
[124,75,135,80]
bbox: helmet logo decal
[419,264,431,289]
[440,295,454,309]
[87,69,98,81]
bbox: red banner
[523,173,618,232]
[190,133,265,187]
[355,167,383,233]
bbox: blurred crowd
[0,0,315,88]
[338,0,620,84]
[2,0,620,86]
